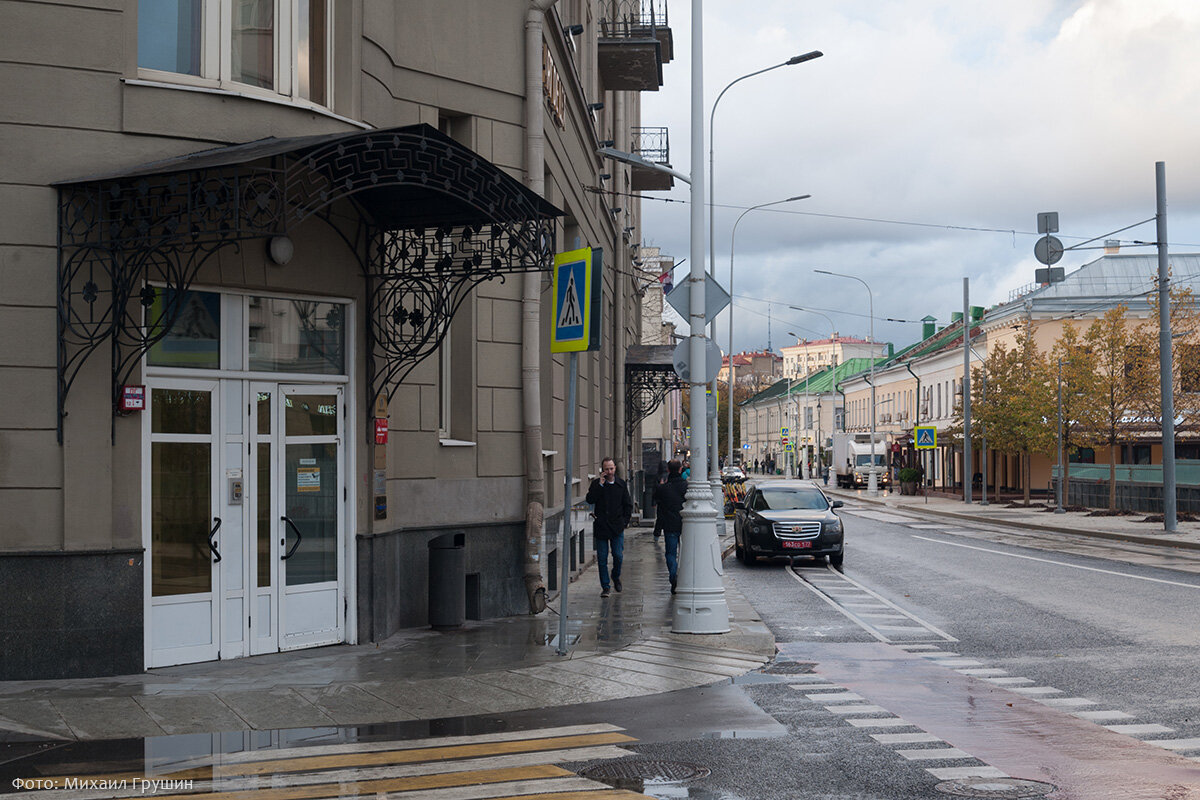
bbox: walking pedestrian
[585,457,633,597]
[653,459,687,593]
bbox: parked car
[721,465,746,479]
[733,480,844,567]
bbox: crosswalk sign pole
[557,351,577,656]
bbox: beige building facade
[780,335,886,379]
[0,0,674,678]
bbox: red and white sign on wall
[121,385,146,412]
[374,418,389,445]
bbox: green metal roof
[740,357,885,406]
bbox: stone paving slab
[134,692,250,735]
[217,689,336,731]
[50,697,166,739]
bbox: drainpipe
[520,0,559,614]
[614,91,628,479]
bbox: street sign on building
[551,247,602,353]
[914,426,937,449]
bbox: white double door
[145,379,346,668]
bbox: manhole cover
[934,778,1056,798]
[582,759,710,784]
[764,661,817,674]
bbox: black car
[733,480,845,567]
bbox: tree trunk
[1063,447,1071,510]
[1022,450,1031,506]
[1108,430,1118,512]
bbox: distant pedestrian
[586,457,633,597]
[754,458,759,473]
[681,460,691,480]
[653,459,688,593]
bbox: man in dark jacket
[585,457,633,597]
[652,459,687,593]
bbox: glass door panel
[146,381,220,668]
[284,442,338,585]
[278,386,343,649]
[151,442,212,596]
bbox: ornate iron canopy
[55,124,561,440]
[626,344,682,430]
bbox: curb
[827,488,1200,552]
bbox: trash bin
[428,532,465,629]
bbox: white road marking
[1009,686,1062,696]
[871,733,942,744]
[983,677,1035,686]
[787,565,958,643]
[826,704,892,715]
[930,659,984,667]
[809,692,865,703]
[846,717,915,728]
[896,747,972,761]
[1146,737,1200,750]
[1074,710,1134,721]
[910,535,1200,589]
[1035,697,1097,708]
[1105,723,1175,735]
[918,652,959,658]
[896,644,941,651]
[956,668,1008,677]
[787,683,841,691]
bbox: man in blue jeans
[652,459,687,593]
[586,457,633,597]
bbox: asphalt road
[578,500,1200,799]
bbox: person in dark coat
[652,459,688,593]
[585,457,633,597]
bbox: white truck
[831,432,890,489]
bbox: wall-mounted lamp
[564,23,584,36]
[609,207,622,215]
[623,226,636,234]
[599,173,611,182]
[267,235,294,266]
[600,139,615,148]
[587,102,605,112]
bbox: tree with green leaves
[1050,321,1102,508]
[1083,306,1137,511]
[1125,280,1200,435]
[970,326,1054,505]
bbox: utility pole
[1157,161,1177,532]
[963,278,972,504]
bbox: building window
[438,328,452,439]
[138,0,331,107]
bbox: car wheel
[734,538,744,559]
[740,545,756,566]
[829,549,844,569]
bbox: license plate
[782,540,812,549]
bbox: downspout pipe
[614,91,628,480]
[521,0,559,614]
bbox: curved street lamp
[707,50,823,480]
[814,269,879,495]
[726,195,810,467]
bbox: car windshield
[855,454,886,467]
[756,488,829,511]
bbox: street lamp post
[815,270,879,495]
[787,331,813,478]
[728,196,809,466]
[707,50,822,522]
[789,306,836,480]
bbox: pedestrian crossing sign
[914,426,937,449]
[551,247,603,353]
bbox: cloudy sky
[640,0,1200,354]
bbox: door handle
[281,515,302,560]
[207,517,222,563]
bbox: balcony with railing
[630,127,673,191]
[598,0,673,91]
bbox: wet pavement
[823,483,1200,550]
[777,640,1200,799]
[0,525,773,744]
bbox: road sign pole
[556,351,577,656]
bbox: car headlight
[823,519,842,534]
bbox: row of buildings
[740,252,1198,494]
[1,0,686,680]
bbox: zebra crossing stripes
[6,724,653,800]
